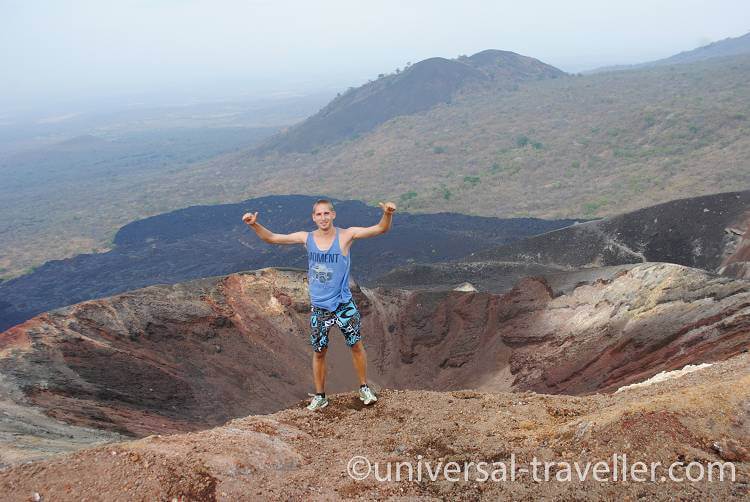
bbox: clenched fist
[378,202,397,214]
[242,212,258,225]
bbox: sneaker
[359,385,378,405]
[306,394,329,411]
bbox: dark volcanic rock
[471,189,750,271]
[720,209,750,279]
[377,190,750,292]
[0,195,576,332]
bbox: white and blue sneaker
[307,394,329,411]
[359,385,378,405]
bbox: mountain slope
[255,50,564,154]
[659,31,750,65]
[185,53,750,224]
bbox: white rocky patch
[453,282,478,292]
[615,363,713,393]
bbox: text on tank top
[306,227,352,310]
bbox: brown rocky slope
[1,353,748,500]
[1,263,749,471]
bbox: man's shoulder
[338,227,357,240]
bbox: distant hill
[255,50,565,154]
[591,31,750,73]
[0,195,577,331]
[661,31,750,64]
[224,53,750,223]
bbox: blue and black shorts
[310,298,362,352]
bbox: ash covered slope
[2,354,748,500]
[2,263,749,465]
[377,189,750,292]
[0,194,576,332]
[470,189,750,271]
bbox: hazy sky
[2,0,749,110]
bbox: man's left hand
[379,202,397,214]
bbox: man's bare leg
[313,348,327,393]
[350,341,368,386]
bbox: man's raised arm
[242,212,307,245]
[349,202,397,240]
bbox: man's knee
[350,341,364,353]
[313,347,328,359]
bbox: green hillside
[205,54,750,219]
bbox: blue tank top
[306,227,352,311]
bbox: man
[242,199,396,411]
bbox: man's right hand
[242,212,258,225]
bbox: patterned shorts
[310,298,362,352]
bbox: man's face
[312,203,336,230]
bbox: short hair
[312,199,335,213]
